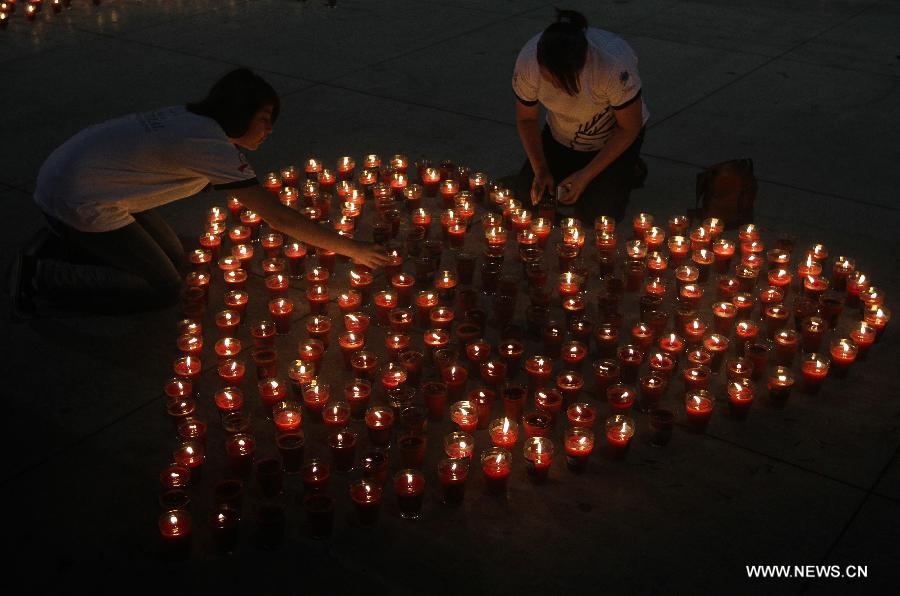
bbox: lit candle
[639,372,668,412]
[684,390,714,432]
[829,338,858,377]
[523,436,554,483]
[272,401,302,433]
[632,213,653,238]
[302,380,330,415]
[767,366,795,404]
[344,379,372,418]
[451,397,480,433]
[444,431,475,460]
[566,401,596,428]
[864,305,890,338]
[564,427,595,471]
[328,429,358,473]
[646,351,675,380]
[800,353,830,393]
[438,457,470,504]
[606,383,636,413]
[604,414,635,455]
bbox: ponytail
[536,9,589,96]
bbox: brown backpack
[691,159,757,228]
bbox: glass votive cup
[349,478,382,525]
[767,366,795,406]
[365,406,395,447]
[327,429,358,473]
[564,427,595,472]
[726,378,755,420]
[523,436,554,483]
[394,469,426,519]
[438,457,470,504]
[648,408,675,447]
[684,390,714,433]
[275,432,305,475]
[481,447,512,493]
[801,353,830,393]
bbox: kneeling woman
[12,68,387,315]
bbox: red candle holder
[767,366,795,405]
[282,242,308,278]
[829,338,857,377]
[268,298,294,335]
[302,380,330,415]
[276,432,306,475]
[344,379,372,419]
[380,362,409,394]
[480,448,512,493]
[864,305,890,338]
[524,355,553,394]
[726,379,755,419]
[684,390,714,433]
[328,429,358,473]
[438,457,470,504]
[734,320,760,355]
[566,401,596,428]
[225,433,255,476]
[365,406,395,447]
[592,359,620,398]
[632,212,653,238]
[606,383,636,413]
[743,342,769,380]
[272,401,302,433]
[556,371,585,404]
[443,431,475,460]
[638,372,668,413]
[347,349,377,382]
[703,333,729,371]
[616,345,643,385]
[800,315,827,353]
[523,436,554,483]
[257,378,287,411]
[394,469,426,519]
[302,459,331,493]
[563,427,595,472]
[158,509,192,558]
[286,360,315,395]
[338,332,365,368]
[215,309,241,337]
[725,357,753,383]
[848,322,876,360]
[216,359,246,387]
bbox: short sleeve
[603,51,643,109]
[182,137,257,187]
[512,41,540,105]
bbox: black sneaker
[8,250,37,320]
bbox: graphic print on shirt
[571,108,616,151]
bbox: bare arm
[558,98,643,204]
[515,100,554,205]
[228,184,389,268]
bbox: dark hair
[187,68,280,138]
[536,9,589,96]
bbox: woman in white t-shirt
[10,69,388,317]
[512,10,649,222]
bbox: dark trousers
[35,209,185,312]
[515,125,644,223]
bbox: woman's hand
[557,168,593,205]
[530,167,555,206]
[348,241,390,269]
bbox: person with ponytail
[512,9,649,222]
[9,68,388,317]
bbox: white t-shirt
[34,106,257,232]
[512,28,649,152]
